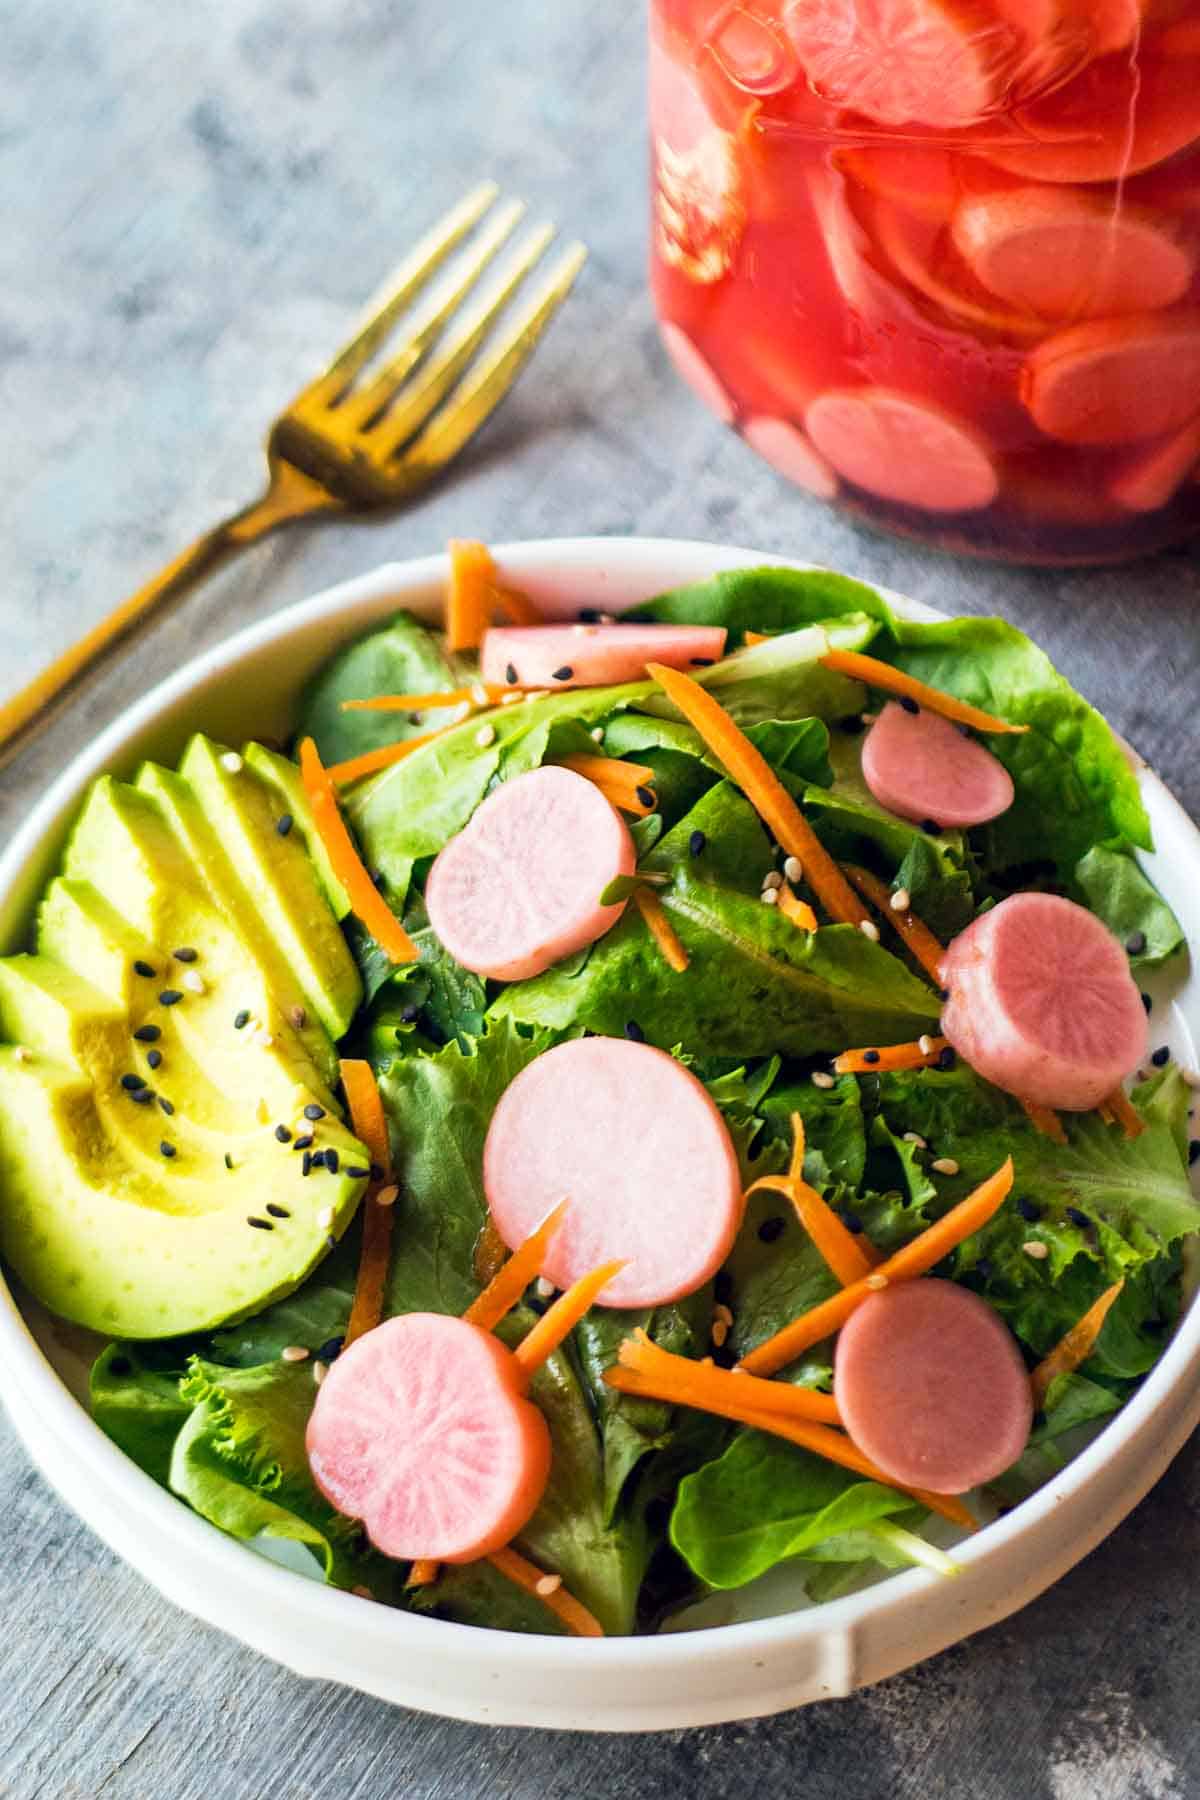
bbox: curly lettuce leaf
[91,1341,194,1487]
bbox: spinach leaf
[296,610,468,766]
[1073,845,1185,970]
[630,565,892,642]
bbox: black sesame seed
[130,1088,154,1105]
[839,1209,864,1234]
[920,820,942,837]
[323,1148,341,1175]
[690,657,715,667]
[133,1024,161,1043]
[840,716,865,735]
[247,1216,273,1231]
[301,1152,313,1176]
[1142,992,1153,1014]
[399,1004,421,1024]
[1143,1317,1167,1334]
[158,989,183,1007]
[688,830,707,857]
[159,1140,176,1159]
[344,1165,370,1179]
[635,785,656,810]
[937,1046,957,1071]
[276,813,294,838]
[173,947,198,963]
[326,1234,338,1250]
[863,1049,881,1066]
[293,1134,314,1151]
[310,1149,326,1169]
[1017,1197,1042,1222]
[157,1096,174,1116]
[317,1336,344,1363]
[505,662,518,685]
[303,1103,326,1121]
[938,987,951,1003]
[1151,1045,1170,1067]
[957,723,972,738]
[266,1202,290,1219]
[408,712,423,726]
[1189,1140,1200,1166]
[369,1162,385,1182]
[757,1215,786,1243]
[899,695,920,715]
[234,1010,251,1030]
[975,1256,995,1281]
[1067,1206,1091,1229]
[1125,930,1147,957]
[551,665,574,682]
[579,608,606,624]
[224,1153,235,1171]
[275,1124,292,1144]
[146,1049,163,1070]
[625,1020,646,1043]
[133,960,156,978]
[120,1073,146,1091]
[108,1355,132,1377]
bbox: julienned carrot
[492,583,541,626]
[1031,1281,1125,1406]
[645,664,870,928]
[833,1036,948,1075]
[1020,1097,1068,1144]
[486,1546,604,1637]
[1101,1087,1146,1140]
[298,738,418,965]
[341,1059,395,1347]
[463,1201,569,1333]
[611,1327,842,1424]
[408,1558,439,1588]
[842,864,947,986]
[340,685,506,713]
[777,886,819,933]
[743,629,770,645]
[819,649,1030,735]
[746,1115,879,1284]
[739,1157,1015,1376]
[558,754,657,818]
[513,1261,625,1376]
[446,538,496,651]
[633,887,690,973]
[327,733,446,784]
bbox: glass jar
[650,0,1200,563]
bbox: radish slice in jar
[805,387,1000,512]
[1021,313,1200,445]
[707,3,799,93]
[659,322,737,423]
[1109,415,1200,512]
[743,416,839,498]
[834,145,965,223]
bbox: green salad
[0,559,1194,1638]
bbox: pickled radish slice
[305,1312,552,1563]
[862,702,1015,827]
[835,145,964,223]
[660,321,737,423]
[1109,415,1200,512]
[805,387,1000,512]
[481,621,727,689]
[743,416,839,498]
[952,188,1193,319]
[707,3,799,92]
[780,0,1023,127]
[1022,314,1200,445]
[977,51,1200,184]
[652,41,745,282]
[868,198,1047,340]
[834,1280,1033,1493]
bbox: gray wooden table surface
[2,1,1199,1795]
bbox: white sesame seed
[890,887,911,913]
[525,689,549,703]
[714,1302,734,1327]
[220,752,244,774]
[762,871,784,892]
[918,1035,935,1056]
[12,1046,30,1064]
[500,691,524,705]
[590,726,605,743]
[1022,1240,1049,1260]
[535,1276,555,1299]
[1182,1066,1200,1089]
[865,1273,889,1291]
[253,1030,275,1049]
[903,1131,927,1148]
[473,723,497,748]
[376,1184,399,1207]
[182,970,205,994]
[572,623,598,637]
[281,1345,310,1363]
[352,1585,373,1600]
[861,711,879,725]
[812,1070,835,1089]
[783,856,804,884]
[711,1318,729,1347]
[313,1361,327,1386]
[859,919,880,942]
[932,1157,960,1175]
[760,887,779,906]
[317,1205,334,1230]
[469,683,490,708]
[535,1573,563,1597]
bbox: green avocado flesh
[0,739,368,1339]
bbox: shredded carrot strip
[613,1328,842,1424]
[340,685,507,713]
[645,664,870,927]
[558,753,657,817]
[1096,1100,1116,1126]
[632,887,689,973]
[463,1201,569,1333]
[491,582,541,626]
[777,886,819,933]
[1102,1087,1146,1140]
[743,630,770,645]
[833,1036,948,1075]
[842,865,947,986]
[747,1115,880,1283]
[819,649,1029,735]
[486,1546,604,1637]
[739,1157,1014,1376]
[408,1558,439,1588]
[1020,1097,1068,1144]
[341,1060,395,1347]
[326,733,446,784]
[298,738,418,964]
[1031,1281,1125,1406]
[513,1261,625,1376]
[445,538,495,651]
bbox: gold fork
[0,182,586,766]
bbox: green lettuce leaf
[630,565,891,642]
[91,1341,194,1487]
[296,610,468,766]
[1073,845,1186,970]
[990,1371,1125,1505]
[759,1073,868,1188]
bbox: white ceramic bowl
[0,538,1196,1732]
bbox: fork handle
[0,460,340,768]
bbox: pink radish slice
[805,387,1000,513]
[834,1279,1033,1493]
[951,188,1194,320]
[1109,415,1200,513]
[426,766,634,982]
[861,702,1015,828]
[940,892,1148,1111]
[743,415,839,498]
[305,1312,552,1563]
[659,322,737,424]
[481,622,728,690]
[1021,313,1200,446]
[483,1036,743,1309]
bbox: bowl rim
[0,535,1196,1712]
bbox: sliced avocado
[242,742,351,920]
[131,764,340,1096]
[65,778,338,1107]
[0,1043,366,1339]
[178,736,361,1040]
[39,878,166,1002]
